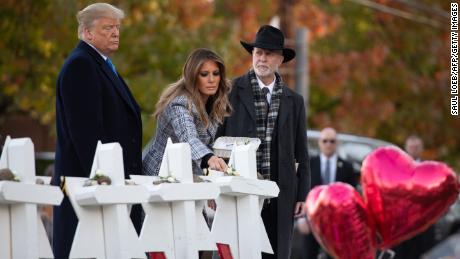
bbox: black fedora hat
[240,25,296,63]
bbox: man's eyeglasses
[321,139,336,144]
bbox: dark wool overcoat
[53,40,143,258]
[217,71,311,258]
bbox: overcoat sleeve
[59,56,104,176]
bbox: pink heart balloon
[361,147,459,249]
[305,183,377,259]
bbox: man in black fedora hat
[217,25,310,258]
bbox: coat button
[131,138,136,143]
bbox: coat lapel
[78,41,139,120]
[237,73,256,123]
[311,156,322,187]
[190,100,218,143]
[100,62,139,117]
[277,87,292,130]
[335,158,344,182]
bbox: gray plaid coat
[142,95,218,175]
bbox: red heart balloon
[305,183,377,259]
[361,147,460,249]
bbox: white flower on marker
[226,167,232,174]
[12,171,20,181]
[167,176,175,183]
[125,179,136,185]
[225,166,240,176]
[95,169,104,177]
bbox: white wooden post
[204,142,279,259]
[131,139,220,259]
[0,136,63,259]
[65,141,148,259]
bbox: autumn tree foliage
[293,0,459,169]
[0,0,458,170]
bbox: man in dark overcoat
[53,3,142,258]
[218,25,311,258]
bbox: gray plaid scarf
[249,69,282,180]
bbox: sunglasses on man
[321,139,336,144]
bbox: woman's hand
[207,155,228,172]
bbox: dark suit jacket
[53,41,142,258]
[304,155,356,259]
[217,71,310,258]
[309,155,356,188]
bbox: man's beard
[253,64,277,78]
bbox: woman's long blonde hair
[154,48,232,128]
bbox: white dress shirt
[85,41,108,61]
[256,75,275,104]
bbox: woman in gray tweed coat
[143,48,231,176]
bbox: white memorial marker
[65,141,147,259]
[131,139,220,259]
[0,136,63,259]
[204,140,279,259]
